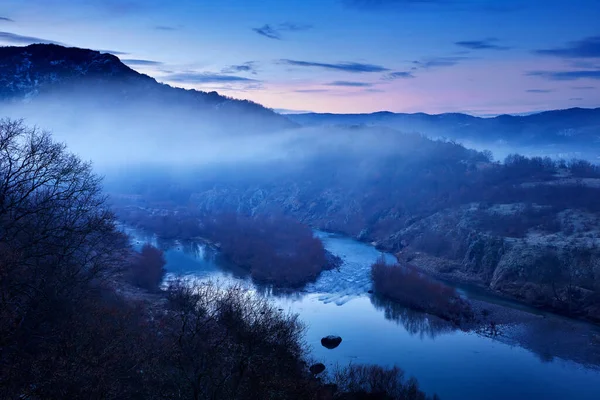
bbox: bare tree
[0,119,129,396]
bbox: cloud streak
[253,22,312,40]
[293,89,331,93]
[163,72,259,84]
[0,17,14,22]
[413,56,470,69]
[455,38,510,50]
[253,25,280,39]
[280,59,390,73]
[344,0,454,10]
[383,71,415,80]
[221,62,257,74]
[344,0,524,13]
[155,25,177,31]
[535,36,600,58]
[326,81,374,87]
[0,31,62,45]
[527,70,600,81]
[525,89,553,93]
[98,49,129,55]
[122,59,163,66]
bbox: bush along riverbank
[371,258,474,326]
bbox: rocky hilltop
[0,44,295,133]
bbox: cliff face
[390,205,600,321]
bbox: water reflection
[370,295,457,339]
[254,285,306,301]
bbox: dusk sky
[1,0,599,115]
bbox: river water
[126,228,600,400]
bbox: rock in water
[321,335,342,349]
[309,363,326,375]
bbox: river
[125,228,600,400]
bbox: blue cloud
[572,86,596,90]
[293,89,331,93]
[164,72,259,83]
[326,81,374,87]
[413,56,470,69]
[343,0,521,12]
[253,22,312,40]
[383,71,415,80]
[0,17,14,22]
[525,89,553,93]
[155,25,177,31]
[455,38,510,51]
[98,49,129,55]
[280,59,390,73]
[344,0,454,10]
[528,70,600,80]
[122,59,163,66]
[278,22,313,31]
[253,25,281,39]
[535,36,600,58]
[221,62,258,74]
[0,31,62,45]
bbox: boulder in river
[309,363,326,375]
[321,335,342,349]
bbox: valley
[2,41,600,399]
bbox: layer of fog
[3,89,596,183]
[0,95,426,171]
[459,139,599,163]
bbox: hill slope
[0,44,295,134]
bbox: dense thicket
[203,213,332,287]
[371,259,473,325]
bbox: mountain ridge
[287,107,600,149]
[0,44,296,132]
[286,107,600,119]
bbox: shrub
[203,213,330,287]
[371,259,473,324]
[332,364,439,400]
[127,244,166,291]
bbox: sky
[0,0,599,115]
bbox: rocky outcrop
[309,363,326,375]
[389,205,600,321]
[321,335,342,349]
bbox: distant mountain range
[0,44,295,133]
[287,109,600,147]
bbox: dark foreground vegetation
[0,119,436,399]
[371,259,473,325]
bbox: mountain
[287,109,600,148]
[0,44,295,133]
